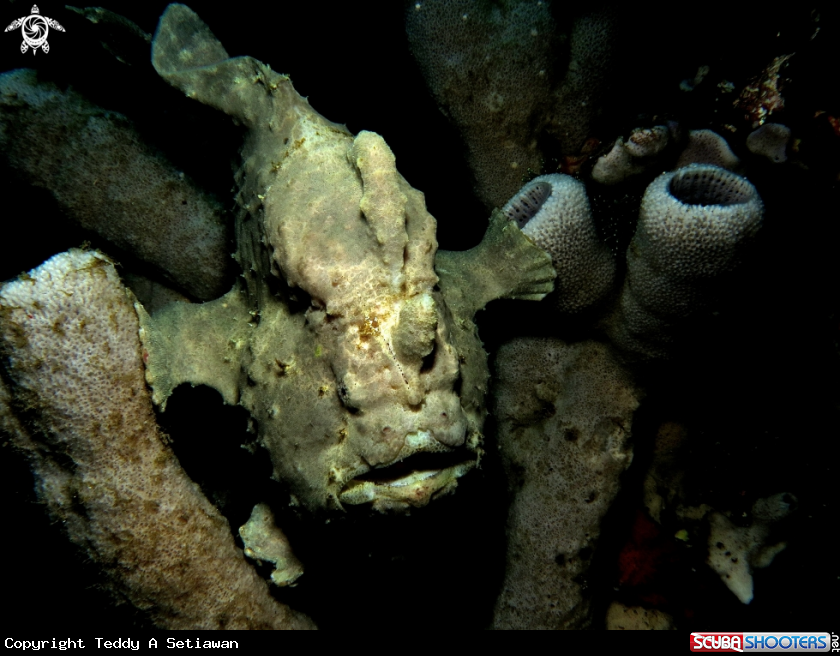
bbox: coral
[592,126,671,185]
[496,160,766,367]
[592,128,747,188]
[0,250,313,630]
[620,126,671,159]
[617,510,677,591]
[605,603,674,630]
[591,137,644,186]
[605,165,763,360]
[617,415,802,619]
[734,53,794,127]
[501,173,615,313]
[0,69,231,300]
[405,1,617,208]
[746,123,791,163]
[707,493,796,604]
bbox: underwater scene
[0,0,837,631]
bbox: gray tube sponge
[608,165,763,358]
[405,0,556,208]
[491,336,639,628]
[592,126,671,186]
[502,174,615,313]
[406,2,617,208]
[676,129,741,171]
[547,6,618,155]
[0,69,231,300]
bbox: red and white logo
[691,634,744,652]
[690,633,831,652]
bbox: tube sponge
[502,174,615,313]
[546,6,618,154]
[0,250,313,628]
[406,2,617,208]
[0,69,231,300]
[491,336,639,628]
[675,129,741,171]
[591,126,671,185]
[405,0,556,208]
[607,165,763,358]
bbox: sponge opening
[669,167,753,207]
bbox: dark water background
[0,0,837,632]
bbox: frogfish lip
[339,448,477,512]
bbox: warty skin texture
[0,3,554,629]
[1,2,836,632]
[143,4,553,513]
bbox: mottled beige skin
[142,4,553,512]
[0,4,553,628]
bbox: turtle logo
[5,5,65,54]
